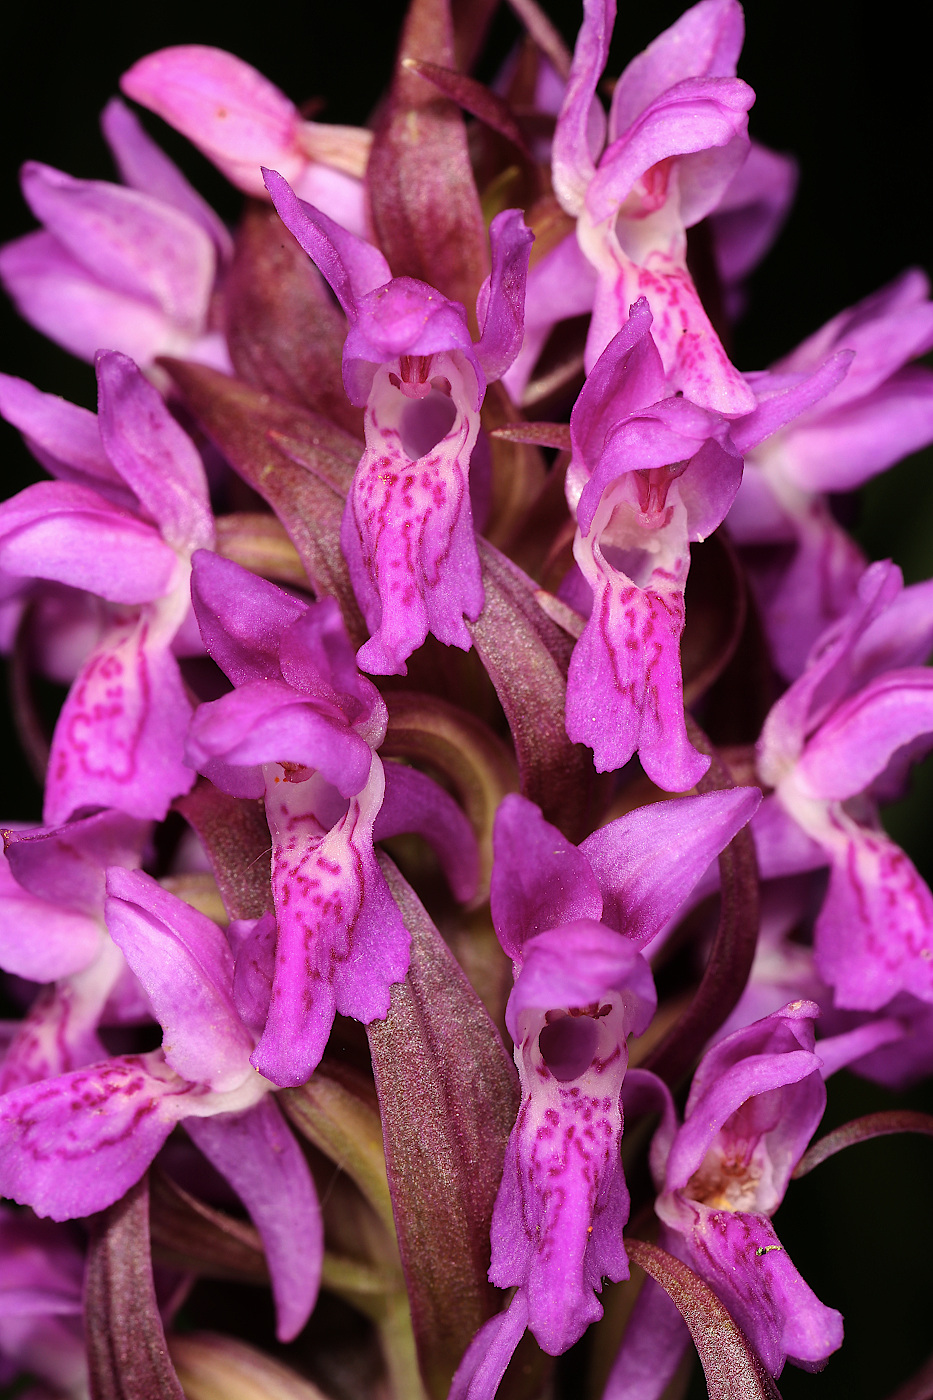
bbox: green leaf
[160,359,365,644]
[469,537,603,841]
[84,1174,186,1400]
[626,1239,782,1400]
[792,1109,933,1178]
[175,778,271,922]
[367,853,519,1398]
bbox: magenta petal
[608,0,744,137]
[815,829,933,1011]
[602,1269,690,1400]
[122,47,305,196]
[5,809,147,919]
[473,209,534,382]
[731,352,854,455]
[190,549,308,685]
[263,169,389,318]
[0,228,184,366]
[551,0,612,216]
[680,1206,843,1374]
[101,97,233,261]
[566,573,708,791]
[781,365,933,493]
[0,481,177,603]
[187,682,373,797]
[252,767,410,1086]
[491,794,602,960]
[44,613,195,825]
[345,380,484,675]
[0,371,127,499]
[375,761,478,903]
[0,1053,187,1220]
[580,788,760,945]
[569,300,665,473]
[95,351,213,553]
[20,161,214,331]
[0,877,100,983]
[105,869,253,1092]
[448,1291,529,1400]
[185,1097,322,1342]
[796,670,933,802]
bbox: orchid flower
[727,270,933,676]
[607,1003,844,1392]
[0,1208,86,1400]
[0,811,150,1094]
[0,352,212,823]
[186,550,477,1087]
[0,100,230,373]
[561,297,845,791]
[121,45,372,236]
[262,168,533,675]
[549,0,756,415]
[450,785,759,1397]
[0,870,321,1344]
[757,560,933,1011]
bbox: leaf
[214,511,308,588]
[149,1167,268,1282]
[169,1333,332,1400]
[626,1239,782,1400]
[792,1110,933,1178]
[489,421,572,450]
[469,536,602,841]
[367,0,489,320]
[84,1174,186,1400]
[225,201,363,438]
[367,853,519,1399]
[642,718,760,1085]
[175,777,272,921]
[279,1060,394,1234]
[382,689,519,900]
[160,359,366,643]
[402,60,532,158]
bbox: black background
[1,3,932,1396]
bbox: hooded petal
[20,161,214,334]
[473,209,534,382]
[0,481,178,603]
[491,794,603,961]
[122,47,307,196]
[95,351,213,554]
[105,869,253,1092]
[0,229,190,366]
[190,548,308,686]
[101,96,233,260]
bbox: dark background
[1,3,932,1397]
